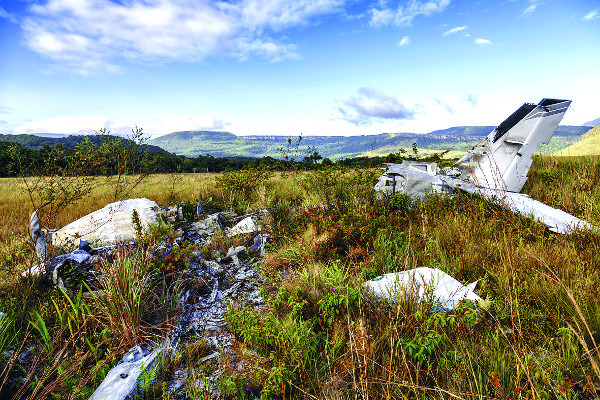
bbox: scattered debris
[183,213,223,244]
[85,206,267,399]
[228,211,268,236]
[365,267,482,310]
[29,202,53,264]
[47,245,114,291]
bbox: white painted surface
[52,198,159,248]
[365,267,482,310]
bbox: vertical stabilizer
[454,98,571,192]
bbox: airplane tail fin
[454,98,571,192]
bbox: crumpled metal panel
[89,345,160,400]
[52,198,159,248]
[365,267,482,310]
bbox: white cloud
[0,6,17,23]
[0,106,13,115]
[521,4,537,16]
[1,7,19,24]
[11,114,227,137]
[125,114,227,137]
[337,88,415,126]
[442,25,467,36]
[22,0,346,73]
[475,38,492,46]
[397,35,411,46]
[583,10,599,20]
[13,116,109,135]
[369,0,451,27]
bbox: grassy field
[1,156,600,399]
[555,127,600,157]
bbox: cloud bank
[338,88,415,126]
[11,114,227,137]
[22,0,346,73]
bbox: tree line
[0,131,454,178]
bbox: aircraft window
[539,98,565,106]
[492,103,536,143]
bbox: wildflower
[515,387,526,395]
[333,288,336,292]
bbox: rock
[52,198,160,248]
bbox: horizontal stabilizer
[460,186,593,234]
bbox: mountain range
[148,125,592,160]
[1,125,594,160]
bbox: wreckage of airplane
[374,98,593,234]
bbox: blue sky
[1,0,599,137]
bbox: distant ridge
[583,117,600,127]
[1,125,590,160]
[0,134,166,154]
[148,125,591,159]
[554,126,600,156]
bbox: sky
[0,0,599,138]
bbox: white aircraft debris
[51,198,160,248]
[375,98,594,234]
[365,267,482,310]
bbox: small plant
[215,166,273,211]
[90,245,156,348]
[317,286,359,326]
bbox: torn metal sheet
[365,267,482,310]
[461,186,594,234]
[228,216,258,236]
[52,198,159,248]
[89,344,160,400]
